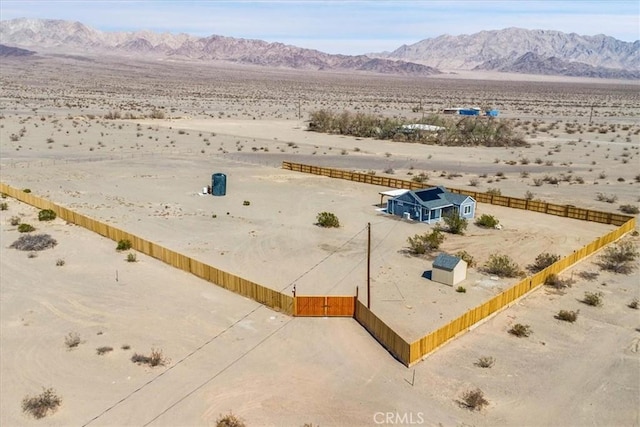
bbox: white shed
[432,253,467,286]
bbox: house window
[463,205,472,215]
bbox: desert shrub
[485,188,502,196]
[131,348,168,367]
[455,286,466,293]
[64,332,81,349]
[509,323,532,337]
[149,109,165,119]
[577,270,599,281]
[459,388,489,411]
[412,173,429,183]
[455,250,476,267]
[38,209,56,221]
[104,110,121,119]
[527,252,561,273]
[10,215,21,226]
[442,211,468,235]
[216,412,246,427]
[555,310,579,322]
[597,241,639,274]
[121,344,131,350]
[56,259,65,266]
[243,200,251,206]
[407,229,444,255]
[22,388,62,419]
[582,291,603,307]
[116,239,132,251]
[544,273,572,290]
[18,223,35,233]
[524,190,535,200]
[475,356,495,368]
[0,202,7,210]
[96,346,113,355]
[619,204,639,214]
[595,192,618,203]
[23,188,31,193]
[475,214,499,228]
[126,252,137,263]
[316,212,340,228]
[10,234,57,251]
[628,298,639,309]
[483,254,523,277]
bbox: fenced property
[2,165,636,366]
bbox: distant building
[384,186,476,224]
[432,253,467,286]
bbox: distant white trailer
[399,124,444,132]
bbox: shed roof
[379,189,410,198]
[433,253,463,271]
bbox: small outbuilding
[432,253,467,287]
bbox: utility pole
[367,222,371,309]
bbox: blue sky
[1,1,638,54]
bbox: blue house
[386,186,476,224]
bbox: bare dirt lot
[1,55,639,426]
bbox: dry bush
[22,388,61,419]
[316,212,340,228]
[527,252,560,273]
[455,250,476,267]
[628,298,639,309]
[475,214,499,228]
[64,332,81,349]
[9,215,21,226]
[0,202,7,211]
[577,270,599,281]
[216,412,246,427]
[595,193,618,203]
[555,310,579,322]
[116,239,132,251]
[597,241,638,274]
[38,209,56,221]
[442,211,468,235]
[582,291,603,307]
[509,323,532,337]
[131,348,168,367]
[96,346,114,355]
[17,223,35,233]
[407,229,444,255]
[475,356,495,368]
[459,388,489,411]
[483,254,523,277]
[10,234,57,251]
[544,273,573,290]
[126,252,137,263]
[619,204,639,214]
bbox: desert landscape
[1,51,639,427]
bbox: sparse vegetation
[0,202,7,211]
[619,204,639,214]
[316,211,340,228]
[116,239,132,251]
[243,200,251,206]
[407,229,445,255]
[595,192,618,203]
[216,412,246,427]
[56,258,65,266]
[555,309,579,322]
[459,388,489,411]
[544,273,572,290]
[10,234,57,251]
[597,241,638,274]
[10,215,21,226]
[582,291,604,307]
[442,211,468,235]
[131,348,168,367]
[455,286,466,293]
[628,298,639,309]
[64,332,81,349]
[96,346,114,355]
[475,356,495,368]
[455,250,476,267]
[17,223,35,233]
[22,388,62,419]
[509,323,532,337]
[483,254,523,277]
[528,252,561,273]
[475,214,499,228]
[485,188,502,196]
[126,252,137,263]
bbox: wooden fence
[3,170,636,367]
[0,183,295,315]
[354,300,411,363]
[282,161,633,226]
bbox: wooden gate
[294,296,355,317]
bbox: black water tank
[212,173,226,196]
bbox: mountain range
[1,18,638,79]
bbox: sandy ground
[1,56,639,426]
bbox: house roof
[433,253,464,271]
[412,186,470,210]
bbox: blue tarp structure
[486,109,500,117]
